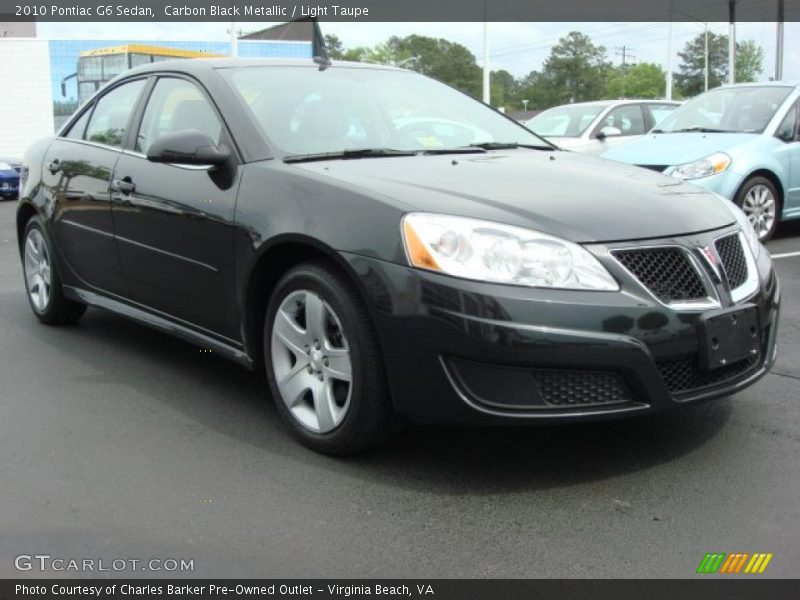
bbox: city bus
[61,44,225,106]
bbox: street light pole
[482,19,490,104]
[728,0,736,85]
[776,0,784,81]
[666,1,673,100]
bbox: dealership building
[0,28,312,158]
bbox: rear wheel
[264,260,393,454]
[734,176,780,242]
[22,216,86,324]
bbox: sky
[37,20,800,82]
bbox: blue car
[603,83,800,241]
[0,157,22,200]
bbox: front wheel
[734,176,780,242]
[263,260,394,454]
[22,216,86,324]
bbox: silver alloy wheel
[23,228,52,312]
[741,184,777,240]
[271,289,353,433]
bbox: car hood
[602,132,759,166]
[292,150,735,243]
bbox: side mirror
[147,130,230,166]
[596,126,622,140]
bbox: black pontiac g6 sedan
[17,58,780,454]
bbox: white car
[525,99,680,155]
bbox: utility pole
[229,22,238,58]
[615,45,636,98]
[728,0,736,85]
[775,0,784,81]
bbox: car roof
[714,81,800,89]
[541,99,677,110]
[124,57,404,78]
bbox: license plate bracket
[697,304,760,371]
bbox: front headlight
[671,152,731,180]
[720,197,761,259]
[401,213,618,291]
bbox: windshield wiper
[284,148,417,163]
[468,142,554,151]
[670,127,732,133]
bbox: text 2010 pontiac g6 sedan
[18,59,780,454]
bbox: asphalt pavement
[1,200,799,578]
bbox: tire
[263,260,393,455]
[22,216,86,325]
[734,176,780,242]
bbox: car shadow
[773,218,800,240]
[19,302,733,496]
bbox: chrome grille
[715,233,748,289]
[612,247,706,303]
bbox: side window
[64,107,92,140]
[84,79,146,148]
[599,105,646,136]
[775,100,799,142]
[135,78,222,154]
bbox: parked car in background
[0,157,22,200]
[603,83,800,241]
[17,59,779,454]
[525,99,679,155]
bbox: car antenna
[296,16,331,70]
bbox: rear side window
[135,77,222,154]
[64,108,92,140]
[84,79,147,148]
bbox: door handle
[47,160,61,174]
[112,178,136,195]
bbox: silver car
[525,99,680,156]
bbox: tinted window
[136,78,222,154]
[598,104,646,136]
[64,107,92,140]
[84,79,146,148]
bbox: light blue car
[603,82,800,241]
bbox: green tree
[324,34,345,59]
[490,69,517,107]
[385,35,482,97]
[540,31,611,105]
[675,32,764,97]
[605,63,666,99]
[735,40,764,83]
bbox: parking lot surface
[1,200,799,578]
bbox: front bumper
[341,227,780,424]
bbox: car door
[43,78,148,296]
[774,98,800,214]
[591,104,647,154]
[110,75,241,342]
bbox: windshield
[656,86,792,134]
[525,104,606,137]
[221,65,549,155]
